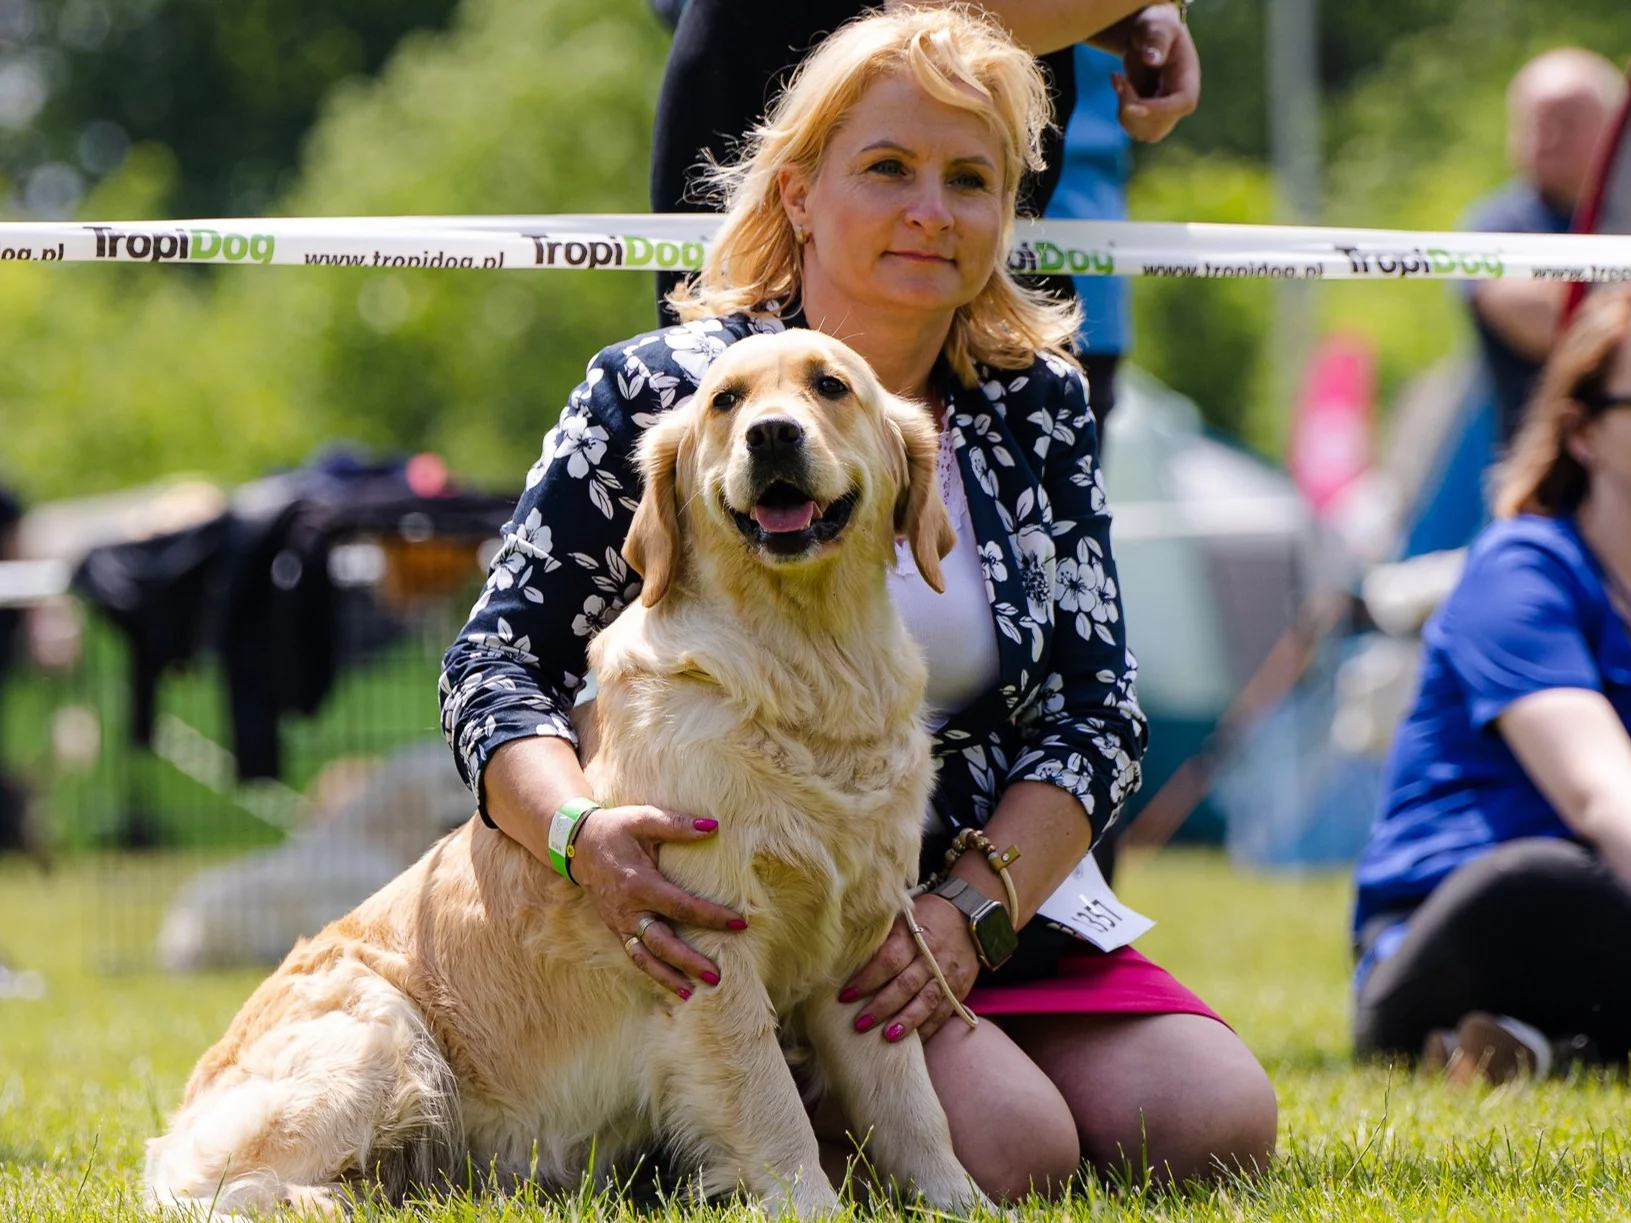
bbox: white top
[887,420,1001,731]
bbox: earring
[793,224,810,246]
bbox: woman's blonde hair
[667,5,1081,386]
[1493,288,1631,519]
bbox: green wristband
[547,797,600,881]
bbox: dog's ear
[886,396,957,594]
[623,410,690,606]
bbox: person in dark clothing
[450,8,1272,1192]
[1462,48,1625,444]
[1352,289,1631,1084]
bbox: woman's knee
[1173,1046,1278,1181]
[1093,1040,1274,1184]
[1016,1013,1277,1187]
[955,1087,1081,1202]
[924,1019,1081,1201]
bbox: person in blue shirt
[1046,44,1134,435]
[1461,49,1624,445]
[1352,287,1631,1082]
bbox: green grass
[4,850,1631,1220]
[5,609,459,853]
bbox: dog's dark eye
[815,375,849,399]
[712,390,740,412]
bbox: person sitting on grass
[1352,286,1631,1083]
[442,5,1275,1194]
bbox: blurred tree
[1160,0,1628,165]
[0,0,459,218]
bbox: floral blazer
[439,311,1146,854]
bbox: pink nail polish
[727,919,748,931]
[678,987,692,1001]
[701,970,720,987]
[885,1024,905,1042]
[855,1014,875,1033]
[693,818,719,832]
[838,987,859,1004]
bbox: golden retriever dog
[144,329,981,1218]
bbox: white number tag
[1035,851,1155,952]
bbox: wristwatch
[930,877,1018,972]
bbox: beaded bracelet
[937,828,1022,924]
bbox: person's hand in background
[1106,4,1200,142]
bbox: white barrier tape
[0,215,1630,280]
[0,559,68,608]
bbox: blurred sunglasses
[1574,376,1631,413]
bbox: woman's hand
[570,805,749,1000]
[1109,5,1200,143]
[837,894,981,1044]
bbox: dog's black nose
[744,416,804,455]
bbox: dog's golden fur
[144,330,978,1217]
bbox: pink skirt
[965,946,1223,1023]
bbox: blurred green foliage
[1131,0,1631,446]
[2,0,670,501]
[2,0,1631,500]
[4,0,459,217]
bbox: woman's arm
[1499,688,1631,883]
[889,0,1200,142]
[945,781,1095,923]
[438,343,647,806]
[1470,281,1568,363]
[889,0,1151,54]
[1006,358,1147,844]
[838,362,1145,1042]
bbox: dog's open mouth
[730,482,859,556]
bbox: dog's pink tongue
[752,500,817,533]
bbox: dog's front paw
[764,1174,844,1221]
[912,1178,997,1218]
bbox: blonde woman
[1353,288,1631,1082]
[443,6,1274,1194]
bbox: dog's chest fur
[586,598,933,998]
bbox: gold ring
[623,935,642,957]
[635,915,661,941]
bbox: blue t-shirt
[1045,45,1131,356]
[1461,182,1572,442]
[1353,514,1631,935]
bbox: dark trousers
[1353,838,1631,1064]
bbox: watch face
[972,905,1019,969]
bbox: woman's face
[780,73,1008,325]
